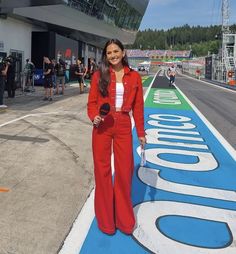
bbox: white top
[115,82,124,108]
[169,66,176,75]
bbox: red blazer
[87,66,145,137]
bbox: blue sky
[140,0,236,30]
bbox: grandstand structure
[127,49,192,68]
[127,49,192,59]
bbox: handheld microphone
[95,103,110,127]
[99,103,110,117]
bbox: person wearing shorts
[75,59,85,94]
[55,58,66,95]
[43,57,53,101]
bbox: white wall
[0,17,45,61]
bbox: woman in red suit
[87,39,146,235]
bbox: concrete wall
[0,17,44,62]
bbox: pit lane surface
[60,72,236,254]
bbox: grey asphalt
[0,84,94,254]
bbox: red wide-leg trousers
[92,112,135,234]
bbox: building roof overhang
[0,0,67,9]
[4,3,136,47]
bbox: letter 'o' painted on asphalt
[149,114,191,122]
[145,148,218,171]
[133,201,236,254]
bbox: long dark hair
[99,39,129,97]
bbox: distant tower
[221,0,236,83]
[222,0,230,34]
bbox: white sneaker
[0,104,8,109]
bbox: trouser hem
[98,224,116,235]
[116,224,134,235]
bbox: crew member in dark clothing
[75,59,85,94]
[6,56,16,98]
[43,57,53,101]
[55,58,66,95]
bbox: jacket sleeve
[132,73,145,137]
[87,71,99,122]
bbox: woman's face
[106,43,125,67]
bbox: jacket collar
[109,65,131,74]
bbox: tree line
[128,24,236,57]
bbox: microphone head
[99,103,110,116]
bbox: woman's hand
[93,115,103,126]
[139,136,146,148]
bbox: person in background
[51,59,56,91]
[196,68,201,79]
[43,57,53,101]
[168,64,176,87]
[23,58,35,91]
[55,58,66,95]
[65,61,70,83]
[87,39,146,235]
[75,58,85,94]
[89,57,97,79]
[82,59,88,88]
[6,55,16,98]
[0,60,9,109]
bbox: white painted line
[132,74,156,128]
[58,190,95,254]
[176,86,236,161]
[59,154,115,254]
[0,115,30,128]
[0,112,59,128]
[144,72,157,102]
